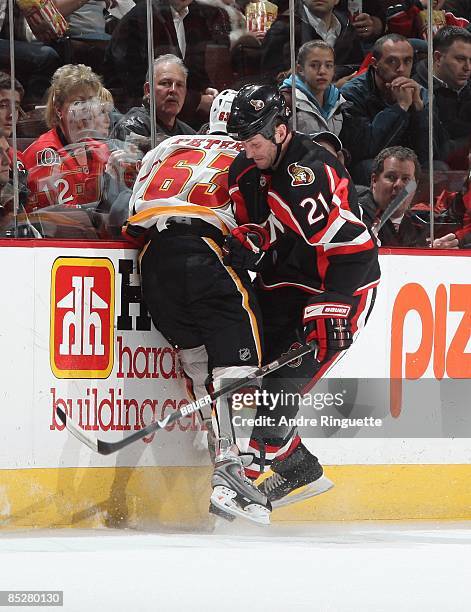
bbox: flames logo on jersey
[250,99,265,111]
[287,163,315,187]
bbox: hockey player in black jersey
[225,84,381,507]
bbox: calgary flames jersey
[23,128,110,211]
[128,134,244,234]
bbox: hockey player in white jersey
[124,90,272,524]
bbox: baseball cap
[311,131,343,153]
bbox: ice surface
[0,521,470,611]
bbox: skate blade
[209,501,236,522]
[211,487,271,525]
[272,476,334,509]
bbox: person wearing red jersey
[124,90,273,524]
[224,84,380,506]
[23,64,134,214]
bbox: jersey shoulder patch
[287,162,315,186]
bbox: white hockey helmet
[209,89,237,135]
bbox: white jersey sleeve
[128,134,244,233]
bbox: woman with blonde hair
[23,64,122,211]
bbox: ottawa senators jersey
[229,132,380,296]
[127,134,244,234]
[6,147,25,172]
[23,128,111,211]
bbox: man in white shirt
[303,0,342,48]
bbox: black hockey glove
[222,223,270,271]
[302,292,356,362]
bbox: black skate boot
[258,443,334,509]
[211,440,272,525]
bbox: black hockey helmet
[227,84,289,142]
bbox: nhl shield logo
[287,163,315,187]
[239,347,251,361]
[250,99,265,111]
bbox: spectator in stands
[387,1,469,40]
[0,72,26,170]
[439,170,471,248]
[22,64,133,212]
[279,40,348,136]
[113,54,195,154]
[0,129,29,235]
[199,0,248,46]
[199,0,262,89]
[358,145,455,248]
[0,3,61,105]
[415,150,471,248]
[0,72,23,140]
[311,129,346,165]
[444,0,471,19]
[357,146,428,247]
[0,134,12,210]
[61,0,113,75]
[337,0,386,43]
[93,86,115,138]
[341,34,429,184]
[260,0,385,83]
[414,26,471,170]
[105,0,227,123]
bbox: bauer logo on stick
[50,257,115,379]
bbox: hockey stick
[374,179,417,233]
[56,341,318,455]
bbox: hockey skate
[258,443,334,509]
[210,440,272,525]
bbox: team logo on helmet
[287,163,315,187]
[250,99,265,111]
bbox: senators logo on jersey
[287,163,315,187]
[37,148,61,166]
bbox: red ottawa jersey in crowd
[6,147,25,173]
[22,128,111,211]
[228,132,381,297]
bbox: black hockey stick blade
[56,406,98,452]
[56,341,318,455]
[376,179,417,232]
